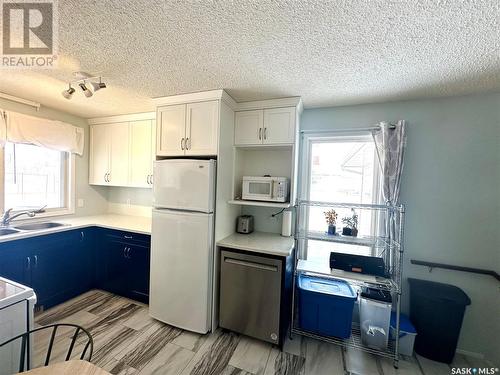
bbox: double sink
[0,222,67,236]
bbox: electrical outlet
[77,198,84,208]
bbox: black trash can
[408,278,471,363]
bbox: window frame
[298,131,382,259]
[300,131,381,203]
[0,145,76,220]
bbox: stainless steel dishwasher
[219,250,282,344]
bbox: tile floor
[32,290,490,375]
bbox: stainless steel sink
[13,222,66,231]
[0,228,20,236]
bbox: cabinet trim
[88,112,155,125]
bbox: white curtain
[372,120,407,205]
[0,110,84,155]
[372,120,407,273]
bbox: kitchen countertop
[217,231,294,257]
[0,214,151,244]
[0,276,35,309]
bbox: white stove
[0,277,36,375]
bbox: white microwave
[242,176,289,203]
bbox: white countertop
[217,231,294,257]
[0,276,36,309]
[0,214,151,243]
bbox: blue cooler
[298,275,357,338]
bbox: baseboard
[456,348,485,359]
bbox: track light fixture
[79,82,93,97]
[62,73,107,99]
[90,77,106,92]
[61,84,75,99]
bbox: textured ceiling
[0,0,498,118]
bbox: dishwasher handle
[224,257,278,272]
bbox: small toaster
[236,215,254,234]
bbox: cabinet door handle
[264,127,267,140]
[104,173,107,182]
[124,235,133,239]
[258,128,262,140]
[149,175,153,185]
[181,138,185,150]
[80,231,85,241]
[146,175,150,185]
[107,173,111,182]
[123,247,128,258]
[224,257,278,272]
[26,257,31,270]
[185,138,190,150]
[33,255,38,268]
[127,247,132,259]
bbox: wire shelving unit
[291,199,406,368]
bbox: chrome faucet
[1,206,46,226]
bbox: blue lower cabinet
[0,227,150,309]
[0,240,32,286]
[98,229,150,303]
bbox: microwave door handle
[271,180,275,199]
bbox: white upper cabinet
[89,113,156,188]
[234,107,296,146]
[263,107,296,145]
[129,119,155,187]
[89,122,129,186]
[108,122,130,186]
[89,124,110,185]
[185,101,219,156]
[234,110,264,146]
[157,104,186,157]
[157,100,219,156]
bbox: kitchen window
[1,142,75,217]
[300,133,380,263]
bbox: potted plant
[324,209,338,235]
[342,209,359,236]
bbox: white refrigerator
[149,159,216,333]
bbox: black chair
[0,323,94,373]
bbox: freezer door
[149,209,214,333]
[153,159,216,213]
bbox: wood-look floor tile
[379,356,423,375]
[83,303,142,340]
[229,335,272,374]
[264,348,305,375]
[117,323,183,370]
[282,334,306,358]
[180,330,240,375]
[137,343,194,375]
[304,337,344,375]
[171,330,208,353]
[89,295,131,317]
[122,307,157,331]
[91,325,139,366]
[343,347,381,375]
[415,354,450,375]
[221,365,253,375]
[35,290,112,325]
[101,358,139,375]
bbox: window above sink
[2,142,75,219]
